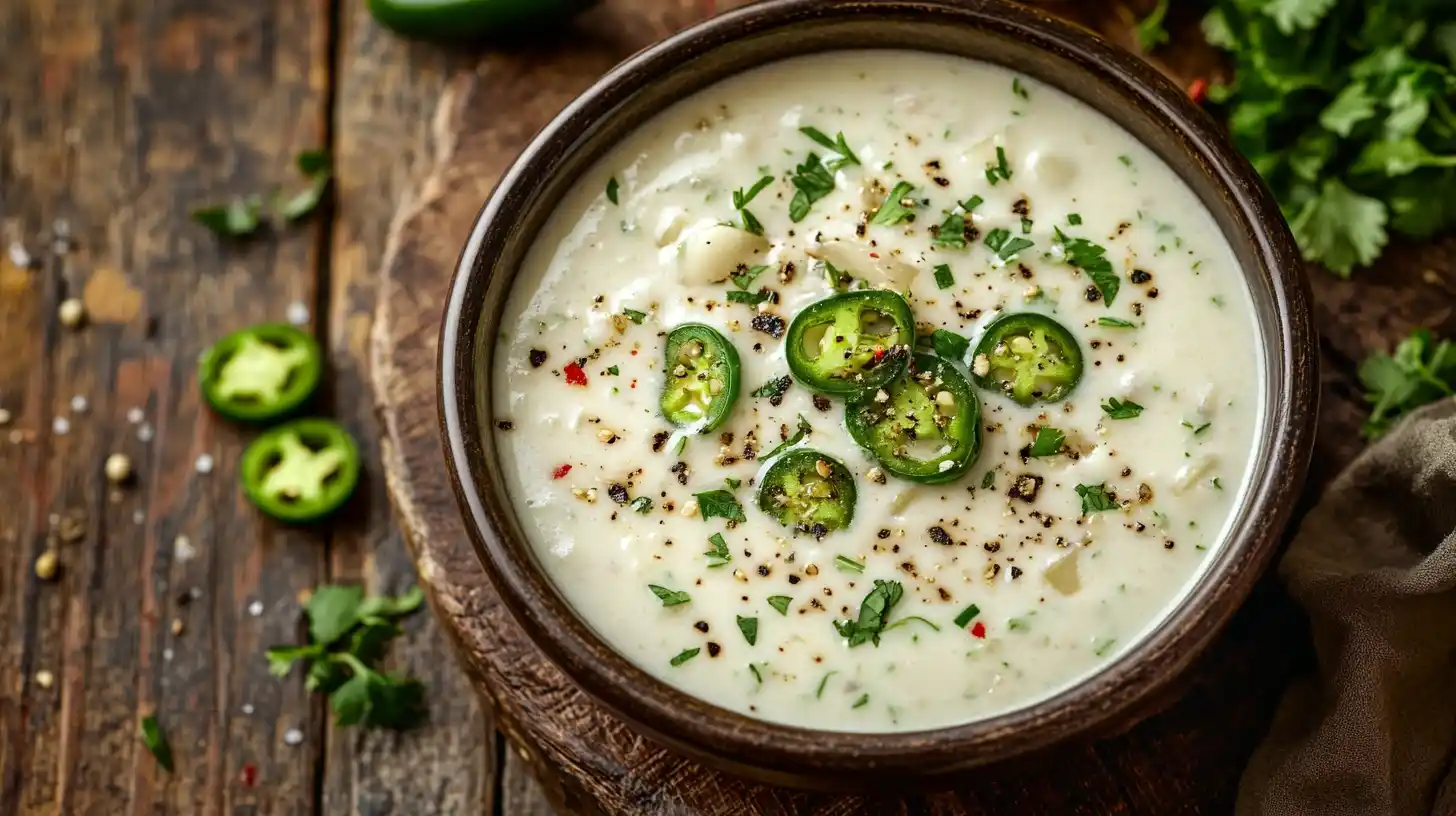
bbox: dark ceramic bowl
[439,0,1317,789]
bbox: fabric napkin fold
[1238,399,1456,815]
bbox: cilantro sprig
[1359,328,1456,437]
[733,175,774,236]
[833,579,904,648]
[266,585,427,730]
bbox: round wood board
[369,2,1456,812]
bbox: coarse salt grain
[283,728,304,746]
[285,301,310,326]
[242,703,255,715]
[247,600,264,617]
[52,417,70,435]
[0,408,10,426]
[174,535,196,563]
[8,241,32,268]
[137,423,155,442]
[162,648,174,661]
[127,407,144,424]
[70,395,88,413]
[195,454,214,474]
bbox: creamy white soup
[491,51,1261,733]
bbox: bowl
[438,0,1317,789]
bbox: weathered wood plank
[322,3,497,814]
[0,1,333,812]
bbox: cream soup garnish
[492,51,1261,732]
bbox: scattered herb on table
[139,715,174,772]
[193,149,332,237]
[1135,0,1171,52]
[834,579,904,648]
[265,584,427,730]
[1359,328,1456,437]
[1203,0,1456,275]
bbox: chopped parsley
[1012,77,1030,99]
[606,177,620,205]
[984,228,1034,263]
[1101,398,1144,419]
[1007,613,1034,632]
[985,145,1012,184]
[1020,216,1034,234]
[799,127,860,170]
[736,615,758,646]
[1097,317,1135,328]
[623,308,647,325]
[704,533,732,567]
[1029,427,1065,457]
[953,604,981,628]
[962,194,984,211]
[139,715,174,772]
[981,470,996,490]
[852,693,870,709]
[649,584,691,607]
[694,490,746,523]
[930,329,970,361]
[1054,227,1119,305]
[605,365,620,376]
[749,663,764,684]
[1075,483,1119,514]
[724,477,741,490]
[1067,213,1083,225]
[934,212,971,249]
[669,647,700,666]
[833,579,904,648]
[731,263,771,290]
[869,181,918,226]
[816,671,838,699]
[733,175,774,235]
[630,496,652,514]
[933,263,955,289]
[834,554,866,573]
[726,290,771,306]
[1183,420,1213,435]
[1135,0,1170,51]
[751,374,792,402]
[761,414,811,460]
[1094,637,1118,657]
[789,153,837,222]
[767,595,792,616]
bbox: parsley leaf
[870,181,918,226]
[726,290,771,305]
[800,127,861,170]
[984,228,1034,263]
[789,154,837,222]
[694,489,747,523]
[833,579,904,648]
[670,647,700,666]
[1075,483,1118,514]
[192,196,263,237]
[1288,179,1389,277]
[623,308,647,324]
[751,374,792,403]
[630,496,653,514]
[1029,427,1065,457]
[139,715,174,772]
[606,176,620,205]
[705,533,732,567]
[1101,397,1144,419]
[933,263,955,289]
[649,584,692,606]
[1054,227,1119,304]
[933,212,972,249]
[733,175,774,236]
[1135,0,1170,52]
[767,595,792,616]
[930,329,970,361]
[761,414,812,460]
[736,615,758,646]
[1359,328,1456,437]
[731,264,771,290]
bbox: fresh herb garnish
[736,615,759,646]
[1054,227,1118,305]
[1135,0,1170,51]
[981,470,996,490]
[816,671,838,699]
[731,263,771,290]
[606,176,620,205]
[1012,77,1030,100]
[953,604,982,629]
[630,496,653,514]
[1007,613,1034,632]
[1098,317,1136,328]
[883,615,941,633]
[695,490,747,524]
[1075,483,1119,514]
[749,663,764,684]
[1183,420,1213,435]
[705,533,732,567]
[733,175,774,236]
[962,194,984,211]
[834,579,904,648]
[192,196,264,238]
[984,228,1034,263]
[139,715,174,772]
[1101,397,1144,419]
[724,477,741,490]
[985,145,1013,184]
[834,554,866,573]
[1029,427,1065,457]
[265,585,427,730]
[277,149,333,222]
[869,181,918,226]
[767,595,792,616]
[606,365,620,376]
[761,414,811,460]
[726,290,771,306]
[852,693,870,709]
[623,308,647,325]
[933,263,955,289]
[1359,329,1456,437]
[649,584,692,607]
[670,647,700,666]
[1068,213,1083,226]
[800,127,861,170]
[789,154,837,222]
[751,374,792,402]
[930,329,970,361]
[1094,637,1118,657]
[933,212,971,249]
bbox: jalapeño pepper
[199,323,323,423]
[846,354,982,484]
[785,290,914,397]
[367,0,598,42]
[756,449,856,538]
[661,324,741,433]
[241,418,361,523]
[972,313,1084,406]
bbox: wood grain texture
[370,1,1456,814]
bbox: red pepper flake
[970,621,987,639]
[240,763,258,787]
[1187,78,1208,106]
[552,464,572,480]
[630,379,638,389]
[563,361,588,386]
[630,349,639,356]
[869,252,880,258]
[872,348,886,363]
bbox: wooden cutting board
[369,1,1456,811]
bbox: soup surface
[491,51,1262,732]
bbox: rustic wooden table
[4,1,1453,814]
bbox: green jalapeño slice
[241,418,361,523]
[756,449,856,538]
[199,323,322,422]
[660,324,741,433]
[785,290,914,397]
[846,353,982,484]
[972,313,1084,406]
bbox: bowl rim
[438,0,1317,782]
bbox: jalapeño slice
[660,324,741,433]
[846,353,982,484]
[785,290,914,397]
[199,323,323,423]
[756,448,856,538]
[240,418,361,523]
[972,313,1084,406]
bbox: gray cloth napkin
[1238,399,1456,815]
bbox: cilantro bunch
[267,585,428,729]
[1359,329,1456,436]
[1204,1,1456,275]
